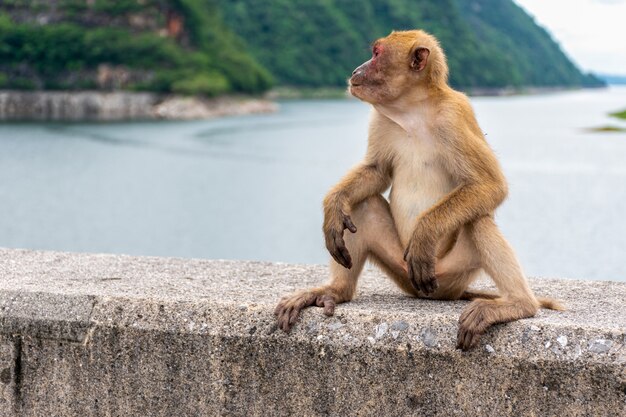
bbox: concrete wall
[0,248,624,416]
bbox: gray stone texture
[0,248,624,416]
[0,91,277,121]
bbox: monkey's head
[349,30,448,104]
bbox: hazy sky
[514,0,626,74]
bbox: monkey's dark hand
[323,212,357,269]
[404,235,438,295]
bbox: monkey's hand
[274,287,338,332]
[404,234,438,295]
[323,211,357,269]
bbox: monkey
[274,30,563,351]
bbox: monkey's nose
[352,68,359,76]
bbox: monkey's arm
[405,118,507,293]
[323,152,392,269]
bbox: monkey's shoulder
[435,93,475,122]
[430,94,485,142]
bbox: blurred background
[0,0,624,282]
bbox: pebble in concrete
[420,328,438,348]
[588,339,612,354]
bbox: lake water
[1,87,625,282]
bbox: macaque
[275,30,563,350]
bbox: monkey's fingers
[420,261,438,294]
[343,216,357,234]
[456,326,482,351]
[329,247,350,269]
[331,235,352,269]
[337,245,353,269]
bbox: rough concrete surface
[0,248,624,416]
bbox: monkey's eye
[372,46,381,57]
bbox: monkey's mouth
[349,75,364,87]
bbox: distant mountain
[598,74,626,85]
[218,0,605,89]
[0,0,272,95]
[0,0,605,94]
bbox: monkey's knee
[350,194,389,220]
[429,269,478,301]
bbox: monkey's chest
[388,145,455,245]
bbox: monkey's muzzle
[349,60,370,87]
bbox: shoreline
[0,90,278,122]
[0,86,612,122]
[267,85,607,100]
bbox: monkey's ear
[411,47,430,72]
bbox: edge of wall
[0,248,624,416]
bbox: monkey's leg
[275,195,407,332]
[373,222,482,300]
[428,226,482,300]
[456,216,540,350]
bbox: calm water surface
[1,87,625,281]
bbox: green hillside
[0,0,604,94]
[0,0,272,95]
[218,0,604,89]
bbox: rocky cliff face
[0,91,157,121]
[0,0,272,96]
[4,0,167,31]
[0,0,180,91]
[0,91,277,121]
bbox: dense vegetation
[218,0,604,89]
[610,109,626,120]
[0,0,604,94]
[0,0,272,95]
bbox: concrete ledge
[0,248,624,416]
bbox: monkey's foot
[456,299,492,351]
[274,288,337,332]
[456,298,539,351]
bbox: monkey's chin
[349,85,365,100]
[350,87,375,105]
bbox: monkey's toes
[274,303,295,333]
[315,294,337,316]
[456,325,482,351]
[456,300,490,350]
[274,292,318,332]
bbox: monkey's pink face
[349,37,430,104]
[349,42,394,103]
